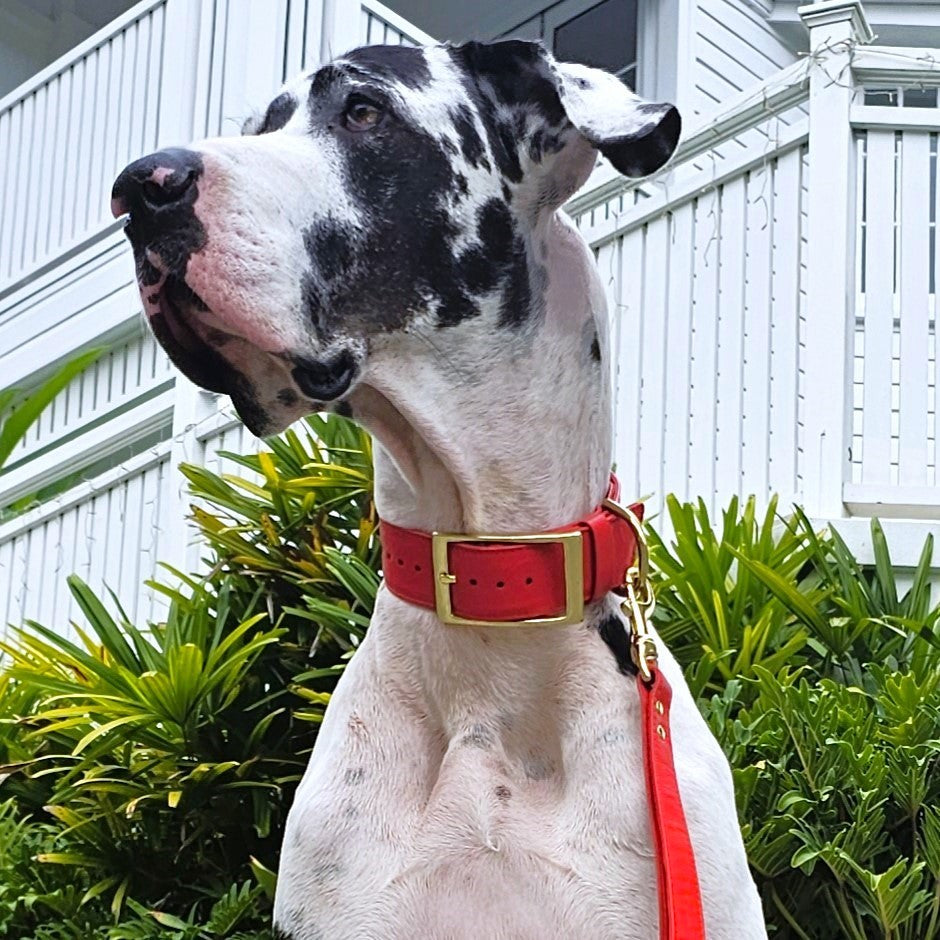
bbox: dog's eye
[344,97,383,132]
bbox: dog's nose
[292,350,359,402]
[111,148,203,218]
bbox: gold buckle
[430,530,584,627]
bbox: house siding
[689,0,799,117]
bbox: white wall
[683,0,799,118]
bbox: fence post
[798,0,873,519]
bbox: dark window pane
[864,88,899,106]
[903,87,938,108]
[553,0,638,78]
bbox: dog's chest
[275,635,664,939]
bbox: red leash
[379,476,706,939]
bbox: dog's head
[112,41,680,436]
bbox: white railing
[567,59,813,518]
[0,444,171,634]
[569,5,940,556]
[360,0,434,46]
[846,115,939,517]
[0,0,169,290]
[0,0,429,635]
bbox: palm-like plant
[0,413,376,933]
[0,349,103,471]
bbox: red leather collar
[379,477,643,624]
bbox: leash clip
[602,498,658,682]
[624,567,657,683]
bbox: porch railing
[0,0,169,290]
[568,3,940,556]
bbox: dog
[112,40,767,940]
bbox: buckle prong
[431,530,584,628]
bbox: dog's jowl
[113,41,767,940]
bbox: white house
[1,0,938,633]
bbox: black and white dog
[113,41,766,940]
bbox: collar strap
[379,476,644,627]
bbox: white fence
[569,10,940,554]
[0,0,168,288]
[1,0,939,638]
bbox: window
[552,0,638,89]
[500,0,641,91]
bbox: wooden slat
[662,202,695,504]
[143,6,164,149]
[51,67,76,251]
[21,84,48,270]
[688,192,721,509]
[715,175,747,502]
[861,130,897,485]
[741,166,774,499]
[595,241,621,455]
[638,216,669,507]
[2,101,27,279]
[615,229,646,497]
[897,131,932,487]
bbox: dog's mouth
[130,251,360,434]
[139,266,232,395]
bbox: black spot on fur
[501,182,512,202]
[451,104,486,167]
[451,41,565,126]
[453,198,531,328]
[304,220,354,282]
[258,92,298,134]
[495,784,512,802]
[277,387,298,406]
[499,241,531,328]
[477,198,514,257]
[320,80,485,333]
[454,172,469,196]
[524,756,554,780]
[344,766,366,785]
[344,45,431,90]
[334,400,353,418]
[596,613,638,677]
[590,331,601,362]
[227,372,271,437]
[491,120,523,183]
[310,64,344,98]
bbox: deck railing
[1,0,939,637]
[567,4,940,558]
[0,0,169,290]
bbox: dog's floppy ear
[549,59,681,178]
[454,40,680,183]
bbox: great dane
[112,40,766,940]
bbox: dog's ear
[549,59,681,178]
[454,40,680,185]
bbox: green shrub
[0,415,374,938]
[0,422,936,938]
[652,496,940,939]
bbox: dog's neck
[347,211,620,742]
[350,211,612,537]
